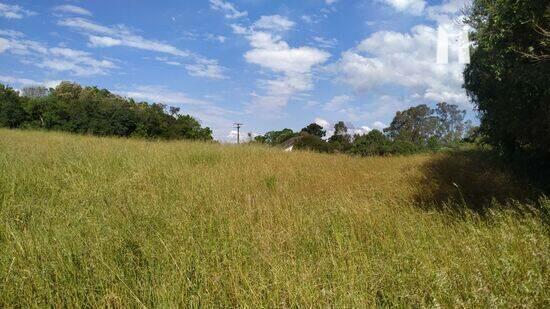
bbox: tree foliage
[464,0,550,165]
[255,128,296,145]
[255,102,470,157]
[301,123,326,138]
[328,121,352,152]
[0,82,213,141]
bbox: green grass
[0,129,548,307]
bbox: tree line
[0,82,213,140]
[464,0,549,184]
[253,102,474,156]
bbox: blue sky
[0,0,470,141]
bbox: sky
[0,0,472,141]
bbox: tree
[328,121,351,152]
[464,0,550,167]
[350,130,391,156]
[384,104,438,145]
[301,123,326,138]
[0,82,213,141]
[293,134,333,153]
[334,121,348,136]
[21,86,49,98]
[0,84,26,128]
[434,102,467,143]
[260,128,296,145]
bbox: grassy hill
[0,129,548,307]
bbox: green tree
[384,104,438,145]
[260,128,296,145]
[328,121,351,152]
[464,0,550,165]
[21,86,49,98]
[293,133,333,153]
[350,130,391,156]
[301,123,326,138]
[435,102,466,144]
[0,84,26,128]
[0,81,212,141]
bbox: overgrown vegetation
[0,130,547,307]
[254,102,473,156]
[0,82,213,140]
[464,0,550,180]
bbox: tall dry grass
[0,129,548,307]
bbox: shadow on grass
[411,149,541,213]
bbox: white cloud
[58,17,226,79]
[245,33,329,75]
[0,75,63,88]
[116,86,208,105]
[426,0,469,24]
[381,0,426,15]
[0,2,36,19]
[53,5,92,16]
[116,85,242,141]
[58,17,191,57]
[373,121,387,130]
[324,95,353,111]
[312,36,338,48]
[353,126,372,135]
[0,29,23,38]
[206,34,226,43]
[88,35,121,47]
[41,47,115,76]
[0,34,115,76]
[237,25,330,112]
[209,0,247,19]
[326,0,339,5]
[185,59,226,80]
[332,24,469,107]
[315,117,330,128]
[253,15,295,32]
[0,37,9,53]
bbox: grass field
[0,129,548,307]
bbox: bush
[293,134,334,153]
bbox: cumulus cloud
[232,18,330,113]
[0,2,36,19]
[353,126,373,135]
[53,5,92,16]
[315,117,330,128]
[332,24,469,107]
[426,0,469,24]
[209,0,247,19]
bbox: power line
[233,123,243,144]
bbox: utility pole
[234,123,243,144]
